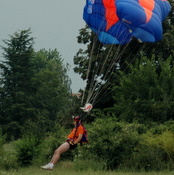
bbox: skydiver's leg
[50,142,70,164]
[41,142,70,170]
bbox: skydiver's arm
[74,134,83,144]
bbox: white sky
[0,0,86,92]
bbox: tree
[0,30,73,140]
[31,49,72,133]
[0,29,35,139]
[112,56,174,123]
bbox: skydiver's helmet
[72,116,81,122]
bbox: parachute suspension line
[86,41,145,107]
[89,46,120,104]
[90,28,132,105]
[86,44,115,104]
[86,29,132,105]
[82,17,108,105]
[93,35,139,103]
[98,23,124,73]
[105,43,152,105]
[85,41,119,104]
[120,42,153,75]
[85,42,106,104]
[81,35,97,105]
[119,42,152,74]
[83,18,114,105]
[90,42,131,106]
[105,43,153,105]
[91,45,144,104]
[87,31,132,105]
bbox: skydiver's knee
[54,149,60,155]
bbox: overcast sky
[0,0,86,92]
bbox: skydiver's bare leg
[50,142,70,165]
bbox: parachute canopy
[83,0,171,45]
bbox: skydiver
[41,116,87,170]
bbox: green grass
[1,168,174,175]
[0,163,174,175]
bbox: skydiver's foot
[41,163,54,170]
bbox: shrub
[0,129,4,169]
[15,135,40,166]
[75,116,174,171]
[142,130,174,165]
[77,117,143,170]
[1,143,19,170]
[122,130,174,171]
[121,144,166,171]
[0,136,19,171]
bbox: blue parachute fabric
[83,0,132,44]
[83,0,171,45]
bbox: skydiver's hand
[69,140,74,145]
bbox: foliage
[15,135,40,166]
[142,130,174,162]
[73,113,174,171]
[31,49,72,132]
[0,4,174,172]
[1,117,174,171]
[76,116,143,170]
[112,56,174,123]
[125,144,167,171]
[0,30,73,140]
[124,129,174,171]
[0,128,5,169]
[0,29,35,140]
[1,142,19,170]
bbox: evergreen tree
[0,29,35,139]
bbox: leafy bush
[0,129,4,169]
[0,134,19,171]
[120,129,174,171]
[142,130,174,164]
[77,117,143,170]
[112,57,174,123]
[75,115,174,171]
[1,143,19,170]
[15,135,40,166]
[122,144,166,171]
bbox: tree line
[0,29,73,140]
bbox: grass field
[1,168,174,175]
[1,166,174,175]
